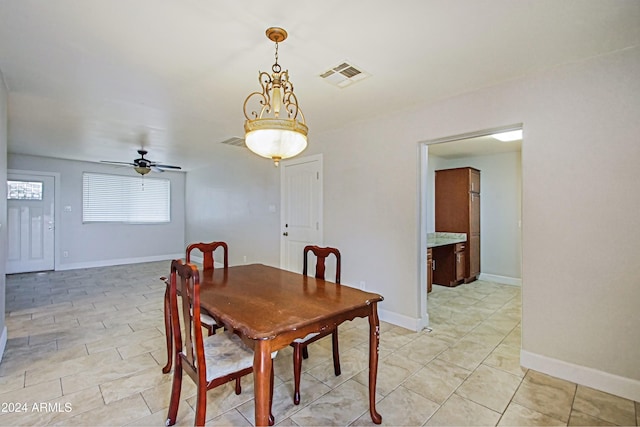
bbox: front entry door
[280,155,322,272]
[6,173,56,273]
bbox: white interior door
[280,155,322,272]
[6,173,56,274]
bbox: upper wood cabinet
[435,167,481,283]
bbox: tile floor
[1,261,638,426]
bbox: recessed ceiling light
[491,130,522,141]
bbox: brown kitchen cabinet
[435,167,480,283]
[432,242,466,287]
[455,243,466,282]
[427,248,433,293]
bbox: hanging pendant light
[243,27,308,166]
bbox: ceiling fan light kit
[243,27,308,167]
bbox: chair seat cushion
[293,332,320,343]
[203,331,277,382]
[200,312,216,326]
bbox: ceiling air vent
[220,137,246,147]
[320,61,370,88]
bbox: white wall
[0,69,8,362]
[185,145,281,267]
[303,47,639,400]
[7,154,186,269]
[429,151,522,281]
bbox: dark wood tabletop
[199,263,382,340]
[195,263,383,426]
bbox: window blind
[82,173,171,223]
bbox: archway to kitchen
[418,125,523,328]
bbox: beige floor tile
[140,374,198,414]
[4,263,639,427]
[268,417,299,426]
[455,364,522,413]
[425,394,501,426]
[61,352,159,395]
[392,333,450,365]
[125,402,195,427]
[0,402,60,426]
[46,385,106,425]
[571,385,636,426]
[331,325,369,350]
[483,343,527,377]
[567,410,616,426]
[100,365,173,404]
[290,379,382,426]
[117,334,167,360]
[0,370,25,394]
[51,393,151,426]
[458,323,509,348]
[0,377,62,404]
[351,386,440,426]
[512,370,576,422]
[500,325,521,349]
[237,375,331,423]
[425,322,474,346]
[436,339,494,371]
[86,327,163,354]
[205,409,253,426]
[402,358,471,405]
[498,402,565,426]
[352,352,422,396]
[185,381,256,422]
[306,346,369,389]
[377,327,417,353]
[480,316,520,335]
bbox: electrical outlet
[243,255,247,264]
[63,251,69,258]
[359,281,365,289]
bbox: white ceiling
[1,1,639,170]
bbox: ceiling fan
[100,149,182,176]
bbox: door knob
[283,232,288,236]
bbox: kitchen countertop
[427,232,467,248]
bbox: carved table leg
[368,302,382,424]
[253,340,273,426]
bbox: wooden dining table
[195,263,384,426]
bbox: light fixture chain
[272,41,281,73]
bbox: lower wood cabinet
[432,242,466,287]
[427,248,433,293]
[455,243,465,283]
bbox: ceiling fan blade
[154,164,182,170]
[100,161,136,166]
[150,166,165,173]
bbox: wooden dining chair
[165,259,277,427]
[161,241,228,374]
[186,241,229,336]
[290,245,342,405]
[186,241,228,271]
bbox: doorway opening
[418,125,523,328]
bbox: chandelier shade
[243,27,308,166]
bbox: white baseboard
[56,254,183,271]
[379,308,425,332]
[478,273,522,286]
[0,326,7,365]
[521,349,640,402]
